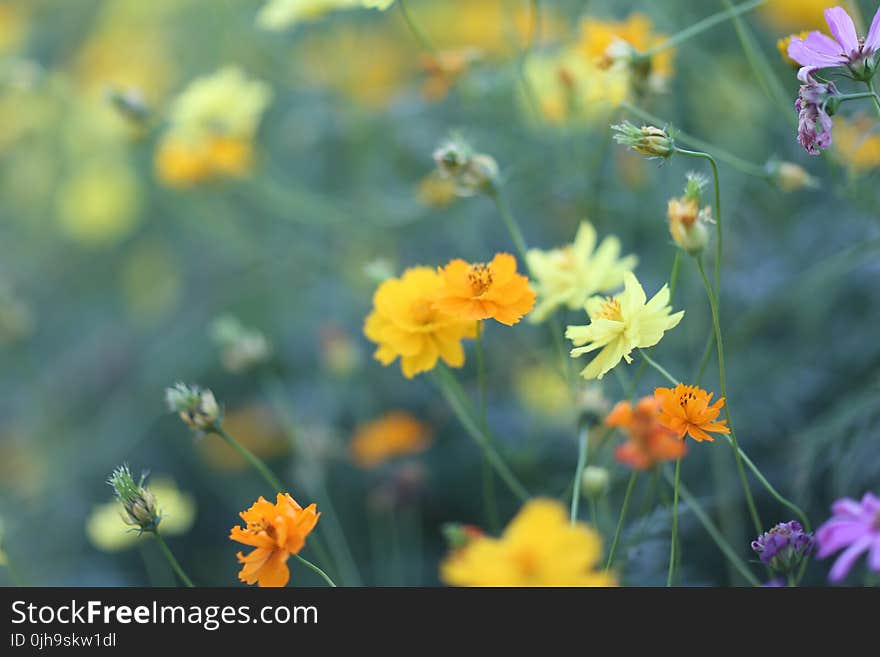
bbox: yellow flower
[577,13,673,94]
[364,267,477,378]
[350,411,431,468]
[416,171,457,208]
[513,362,572,423]
[760,0,829,31]
[86,477,196,553]
[526,221,637,323]
[434,253,536,326]
[833,115,880,173]
[566,272,683,380]
[256,0,393,30]
[441,498,616,586]
[197,404,288,471]
[777,32,809,68]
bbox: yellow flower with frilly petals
[566,272,683,380]
[526,221,637,323]
[364,267,477,378]
[441,498,616,587]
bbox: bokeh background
[1,0,878,587]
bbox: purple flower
[795,70,839,155]
[815,492,880,584]
[751,520,814,573]
[788,6,880,80]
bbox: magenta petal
[824,7,860,53]
[816,520,865,557]
[803,31,849,63]
[869,540,880,572]
[830,497,863,518]
[828,535,872,583]
[860,492,880,513]
[865,5,880,52]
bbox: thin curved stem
[475,321,500,530]
[666,457,681,587]
[605,470,638,569]
[638,349,679,386]
[153,532,194,588]
[487,190,530,266]
[292,553,336,587]
[215,428,284,493]
[675,149,721,295]
[397,0,437,55]
[570,425,589,523]
[867,79,880,117]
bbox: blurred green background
[1,0,878,587]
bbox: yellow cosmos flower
[256,0,394,31]
[565,272,683,380]
[434,253,536,326]
[526,221,637,323]
[364,267,477,378]
[350,411,432,469]
[441,498,616,587]
[833,115,880,173]
[760,0,828,31]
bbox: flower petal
[824,6,860,54]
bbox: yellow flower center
[467,264,493,296]
[514,548,540,578]
[595,297,623,321]
[411,299,436,325]
[678,389,698,408]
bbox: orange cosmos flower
[606,396,686,469]
[229,493,320,587]
[654,384,730,443]
[350,411,432,469]
[434,253,536,325]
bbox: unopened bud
[442,523,484,550]
[210,316,272,373]
[611,121,674,159]
[581,466,610,499]
[108,465,161,533]
[668,173,711,256]
[433,135,500,196]
[165,382,221,434]
[766,161,819,192]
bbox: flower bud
[576,384,610,428]
[433,135,500,196]
[751,521,814,573]
[581,466,610,499]
[667,173,711,256]
[165,382,221,434]
[766,161,819,192]
[107,465,161,533]
[611,121,674,159]
[210,315,272,373]
[442,523,484,550]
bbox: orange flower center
[467,264,493,296]
[677,389,698,408]
[514,548,540,577]
[411,299,436,325]
[595,297,623,321]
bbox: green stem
[434,364,530,501]
[570,425,589,523]
[487,190,530,266]
[866,79,880,116]
[475,321,500,531]
[621,103,768,178]
[675,149,721,295]
[215,427,284,493]
[605,470,638,569]
[292,553,336,587]
[397,0,437,55]
[668,474,761,586]
[695,257,763,536]
[153,532,194,588]
[667,457,681,587]
[638,349,679,386]
[640,0,767,57]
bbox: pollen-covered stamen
[467,264,493,296]
[595,297,623,321]
[678,389,698,408]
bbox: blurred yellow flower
[526,221,637,323]
[86,477,196,553]
[0,3,28,54]
[441,498,616,586]
[777,32,809,68]
[577,13,673,94]
[56,157,141,246]
[416,171,458,208]
[364,267,477,378]
[319,324,364,377]
[833,115,880,173]
[513,362,571,422]
[760,0,829,31]
[198,404,289,471]
[420,48,481,100]
[566,272,683,380]
[156,67,271,186]
[350,411,431,468]
[256,0,394,30]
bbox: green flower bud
[165,382,221,434]
[107,465,161,533]
[611,121,674,159]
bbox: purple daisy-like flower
[788,6,880,80]
[795,70,839,155]
[751,520,814,573]
[815,492,880,584]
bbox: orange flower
[350,411,432,469]
[606,396,686,469]
[229,493,320,587]
[654,384,730,443]
[434,253,536,325]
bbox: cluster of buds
[210,315,272,374]
[795,71,840,155]
[751,520,814,574]
[580,466,610,499]
[108,465,161,534]
[165,382,221,435]
[611,121,674,159]
[667,172,712,256]
[432,135,500,197]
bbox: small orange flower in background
[350,411,432,469]
[434,253,536,326]
[606,396,686,469]
[654,384,730,443]
[229,493,319,587]
[420,48,482,101]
